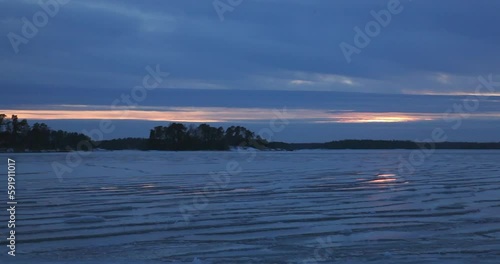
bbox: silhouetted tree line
[101,137,500,151]
[97,123,269,151]
[0,114,91,151]
[267,140,500,150]
[2,115,499,151]
[147,123,268,150]
[97,138,149,150]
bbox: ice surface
[64,216,106,224]
[0,150,499,263]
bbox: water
[0,150,499,263]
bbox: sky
[1,0,499,142]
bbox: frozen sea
[0,150,499,263]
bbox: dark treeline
[99,123,269,151]
[0,114,90,151]
[101,132,500,151]
[2,115,500,151]
[98,137,149,150]
[97,123,268,150]
[148,123,268,150]
[267,140,500,150]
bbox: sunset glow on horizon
[2,107,499,124]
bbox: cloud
[1,0,500,93]
[2,104,500,124]
[2,0,500,141]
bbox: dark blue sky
[1,0,499,142]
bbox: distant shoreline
[94,138,500,151]
[2,147,500,154]
[2,115,499,152]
